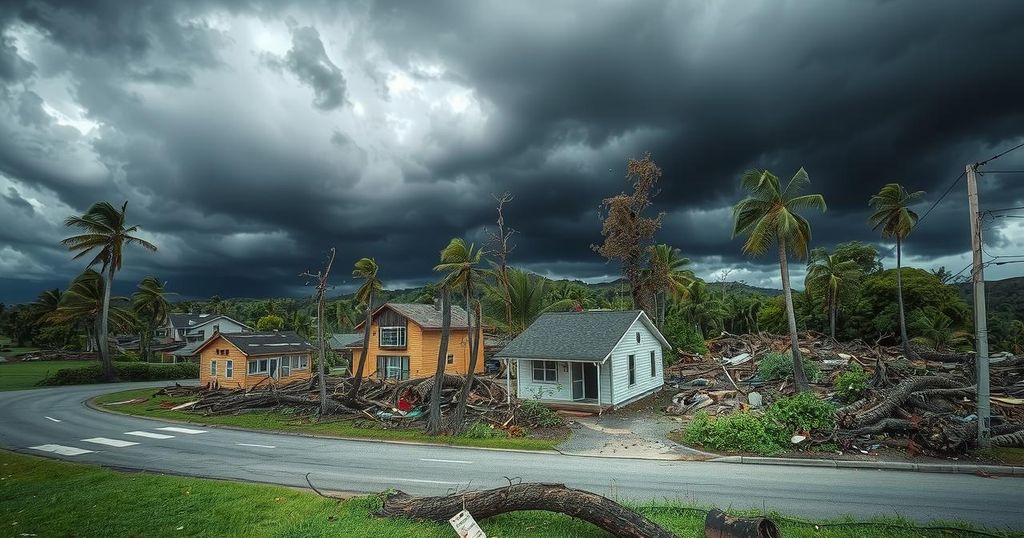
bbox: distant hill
[580,277,782,297]
[957,276,1024,319]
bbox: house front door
[571,363,584,400]
[268,358,279,379]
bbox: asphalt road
[1,381,1022,528]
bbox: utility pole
[966,163,991,449]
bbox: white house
[495,310,669,411]
[162,313,251,343]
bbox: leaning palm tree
[62,201,157,381]
[347,257,383,400]
[805,247,861,340]
[868,183,924,358]
[31,288,63,325]
[434,238,485,433]
[54,270,134,354]
[132,277,170,362]
[647,244,695,328]
[732,168,826,393]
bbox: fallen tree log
[705,509,780,538]
[837,376,964,429]
[377,483,677,538]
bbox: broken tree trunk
[378,483,677,538]
[704,509,780,538]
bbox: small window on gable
[446,354,454,365]
[636,332,641,344]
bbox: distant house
[162,313,251,344]
[329,332,363,368]
[495,310,669,411]
[350,303,485,380]
[194,331,315,389]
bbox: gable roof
[329,333,363,349]
[354,303,472,330]
[495,310,669,361]
[168,313,251,331]
[195,331,314,356]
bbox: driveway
[1,382,1023,527]
[556,412,710,460]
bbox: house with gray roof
[163,313,251,344]
[495,310,670,411]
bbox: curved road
[1,382,1022,528]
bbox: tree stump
[377,482,676,538]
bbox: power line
[976,140,1024,167]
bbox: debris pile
[664,331,1024,457]
[156,374,553,433]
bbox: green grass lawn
[95,387,567,451]
[0,335,39,361]
[2,450,1012,538]
[0,360,99,391]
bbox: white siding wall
[608,317,664,406]
[517,359,573,401]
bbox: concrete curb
[710,455,1024,476]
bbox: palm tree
[347,257,382,400]
[911,310,971,351]
[544,281,597,310]
[433,238,485,433]
[31,288,63,325]
[805,247,861,340]
[732,168,826,393]
[483,268,575,335]
[332,299,360,331]
[426,285,452,435]
[54,270,134,354]
[868,183,924,357]
[62,201,157,380]
[672,280,726,337]
[647,244,695,328]
[132,277,170,362]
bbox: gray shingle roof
[495,310,651,361]
[168,313,251,330]
[355,303,472,329]
[218,331,314,355]
[171,340,205,357]
[329,332,363,349]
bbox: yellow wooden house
[195,331,315,389]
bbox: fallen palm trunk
[704,509,780,538]
[377,483,677,538]
[837,375,964,429]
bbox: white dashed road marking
[156,427,206,434]
[44,416,61,423]
[82,437,139,448]
[124,431,175,439]
[237,443,276,449]
[419,458,472,464]
[29,444,93,456]
[392,477,461,485]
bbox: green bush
[518,400,564,428]
[38,362,199,386]
[661,316,707,360]
[462,421,504,439]
[116,351,142,363]
[683,411,786,455]
[833,363,870,403]
[757,352,822,382]
[764,392,835,433]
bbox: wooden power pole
[966,163,991,449]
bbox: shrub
[683,411,786,455]
[833,363,870,403]
[764,392,835,433]
[116,351,141,363]
[38,362,199,386]
[518,400,564,428]
[661,316,708,360]
[462,421,503,439]
[758,352,822,383]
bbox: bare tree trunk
[830,303,836,340]
[99,265,116,381]
[378,483,676,538]
[779,237,809,392]
[347,289,374,401]
[895,237,911,357]
[427,287,451,435]
[451,283,480,433]
[301,248,335,415]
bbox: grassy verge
[94,387,567,451]
[0,360,98,391]
[3,450,1013,538]
[0,335,39,361]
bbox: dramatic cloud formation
[0,0,1022,302]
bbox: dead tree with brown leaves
[593,153,664,319]
[299,247,336,415]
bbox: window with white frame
[281,356,291,376]
[376,355,410,380]
[210,360,217,376]
[628,354,636,386]
[248,358,269,375]
[226,360,233,378]
[650,350,657,377]
[379,326,406,347]
[532,360,557,383]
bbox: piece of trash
[791,434,806,444]
[449,509,486,538]
[747,391,763,408]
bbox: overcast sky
[1,0,1023,303]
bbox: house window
[447,354,454,365]
[376,355,410,380]
[210,360,217,376]
[215,349,229,356]
[226,360,233,378]
[532,361,557,383]
[636,332,641,343]
[628,354,636,386]
[281,356,291,376]
[299,355,308,369]
[248,359,269,375]
[155,329,167,337]
[379,326,406,347]
[650,350,657,377]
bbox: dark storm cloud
[0,0,1023,303]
